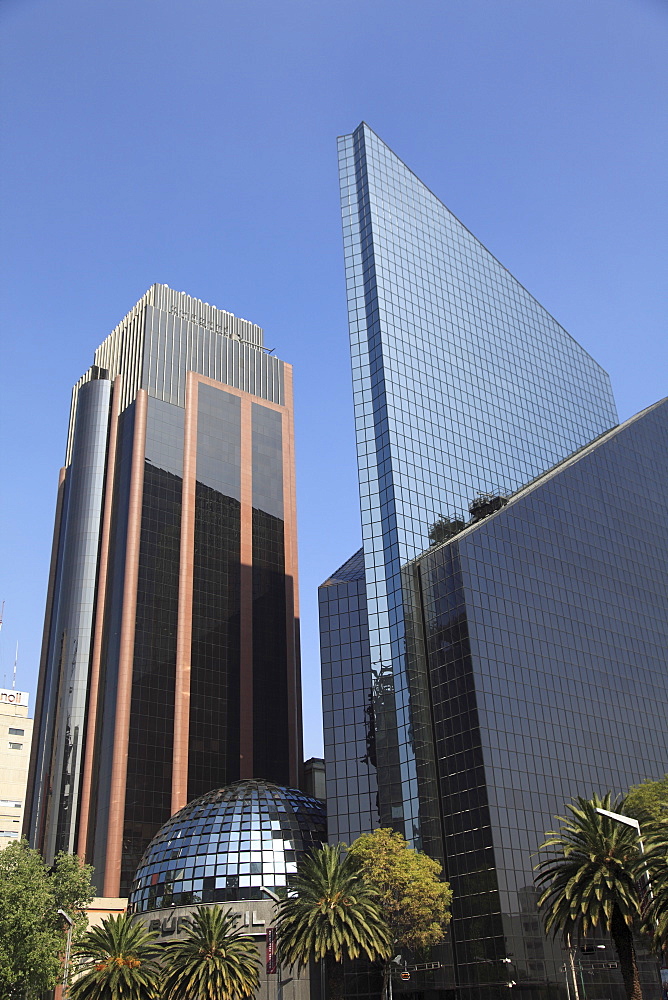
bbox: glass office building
[26,285,302,896]
[336,122,617,844]
[401,398,668,1000]
[319,549,380,844]
[322,124,667,1000]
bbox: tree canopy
[625,775,668,827]
[0,839,95,1000]
[348,827,452,954]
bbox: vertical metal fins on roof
[64,285,283,465]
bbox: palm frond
[162,905,260,1000]
[276,844,391,970]
[70,913,161,1000]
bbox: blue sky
[1,0,666,758]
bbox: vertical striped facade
[26,286,302,896]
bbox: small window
[8,743,22,750]
[8,728,24,736]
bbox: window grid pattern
[91,403,135,882]
[122,397,184,893]
[416,399,668,1000]
[251,403,289,783]
[128,780,326,912]
[319,550,380,844]
[190,386,242,801]
[337,123,618,843]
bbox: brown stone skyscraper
[26,285,302,895]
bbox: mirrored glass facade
[337,122,618,843]
[319,550,380,844]
[403,398,668,1000]
[27,286,302,897]
[323,125,667,1000]
[128,779,326,912]
[29,374,111,863]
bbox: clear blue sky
[1,0,666,759]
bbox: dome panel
[127,780,326,913]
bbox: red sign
[266,928,277,974]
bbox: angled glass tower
[324,123,667,1000]
[336,122,618,843]
[26,285,302,896]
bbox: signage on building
[0,690,28,707]
[266,928,277,974]
[144,906,268,940]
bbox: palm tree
[70,913,162,1000]
[635,824,668,952]
[534,793,645,1000]
[275,843,392,1000]
[161,905,260,1000]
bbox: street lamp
[595,807,658,974]
[595,806,651,899]
[57,909,74,998]
[595,807,644,851]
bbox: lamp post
[595,807,660,986]
[57,909,74,998]
[566,932,582,1000]
[595,807,652,902]
[595,808,644,851]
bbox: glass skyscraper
[26,285,302,896]
[335,122,617,842]
[322,124,667,1000]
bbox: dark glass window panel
[252,509,288,784]
[189,485,241,799]
[122,458,182,893]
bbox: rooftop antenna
[13,642,18,690]
[0,600,4,632]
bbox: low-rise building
[0,689,33,849]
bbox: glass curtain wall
[410,398,668,1000]
[337,122,618,843]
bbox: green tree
[275,843,392,1000]
[534,794,645,1000]
[70,914,161,1000]
[162,905,260,1000]
[348,828,452,999]
[625,775,668,826]
[0,838,95,1000]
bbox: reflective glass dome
[127,780,326,913]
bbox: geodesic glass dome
[127,780,326,913]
